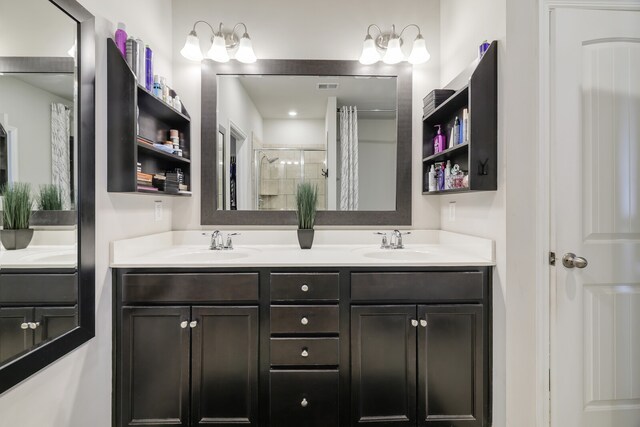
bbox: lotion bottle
[428,165,436,192]
[444,160,452,190]
[115,23,128,58]
[434,125,446,153]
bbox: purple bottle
[115,23,127,58]
[145,46,153,91]
[433,125,446,153]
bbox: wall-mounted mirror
[0,0,95,393]
[202,60,412,225]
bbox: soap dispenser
[434,125,446,154]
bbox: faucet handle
[374,232,389,249]
[225,233,240,250]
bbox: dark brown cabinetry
[113,267,491,427]
[351,305,485,427]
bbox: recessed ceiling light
[288,111,298,117]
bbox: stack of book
[165,171,182,194]
[137,172,157,192]
[423,89,455,118]
[152,174,167,191]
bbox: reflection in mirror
[0,0,78,369]
[216,75,397,212]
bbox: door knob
[562,253,588,269]
[20,323,29,330]
[28,322,40,329]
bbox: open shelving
[107,39,192,197]
[422,41,497,195]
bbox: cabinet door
[0,308,32,363]
[34,306,78,345]
[120,306,190,427]
[418,305,483,427]
[191,306,259,426]
[351,305,417,426]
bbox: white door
[551,7,640,427]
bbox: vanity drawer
[121,273,259,304]
[0,273,77,305]
[270,305,339,335]
[270,273,339,302]
[351,271,485,302]
[270,337,339,366]
[270,369,339,427]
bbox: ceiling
[7,73,75,102]
[229,75,397,120]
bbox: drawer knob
[301,348,309,358]
[420,319,428,328]
[301,284,309,292]
[29,322,40,330]
[180,321,188,329]
[411,319,418,327]
[300,317,309,325]
[301,398,309,408]
[20,323,29,330]
[189,321,198,328]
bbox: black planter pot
[0,229,34,250]
[297,229,315,249]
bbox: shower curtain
[51,103,71,210]
[340,106,358,211]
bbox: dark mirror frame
[0,0,95,394]
[201,60,412,226]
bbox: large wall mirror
[202,61,412,225]
[0,0,95,393]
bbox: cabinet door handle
[20,323,29,330]
[420,319,428,328]
[180,321,188,329]
[28,322,40,330]
[300,317,309,325]
[189,321,198,328]
[411,319,418,327]
[301,398,309,407]
[301,348,309,358]
[301,284,309,292]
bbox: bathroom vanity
[111,231,493,427]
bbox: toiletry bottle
[174,96,182,113]
[444,160,452,190]
[462,109,469,144]
[479,40,490,59]
[428,165,436,192]
[135,38,145,83]
[115,23,128,57]
[145,46,153,91]
[452,117,460,147]
[439,163,446,191]
[153,75,161,97]
[434,125,446,154]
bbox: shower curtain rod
[336,108,396,113]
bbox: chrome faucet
[375,230,411,249]
[204,231,240,250]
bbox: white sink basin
[351,246,431,261]
[17,249,77,264]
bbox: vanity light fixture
[359,24,431,65]
[181,21,257,63]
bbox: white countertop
[0,245,77,269]
[110,230,495,268]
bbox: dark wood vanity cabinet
[113,267,491,427]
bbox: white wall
[263,119,325,148]
[170,0,442,230]
[325,97,338,210]
[438,1,507,426]
[0,76,73,187]
[0,2,176,425]
[217,76,264,210]
[358,119,397,211]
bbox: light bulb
[207,33,230,63]
[180,30,203,61]
[235,33,257,63]
[359,34,380,65]
[383,37,404,64]
[408,34,431,65]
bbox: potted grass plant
[0,182,34,250]
[37,184,64,211]
[295,182,318,249]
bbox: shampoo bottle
[428,165,436,192]
[434,125,446,153]
[444,160,452,190]
[115,23,128,58]
[452,117,460,147]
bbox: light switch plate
[154,201,163,222]
[448,201,456,221]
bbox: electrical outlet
[154,201,163,222]
[448,201,456,221]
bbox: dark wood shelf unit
[107,39,191,196]
[422,40,498,195]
